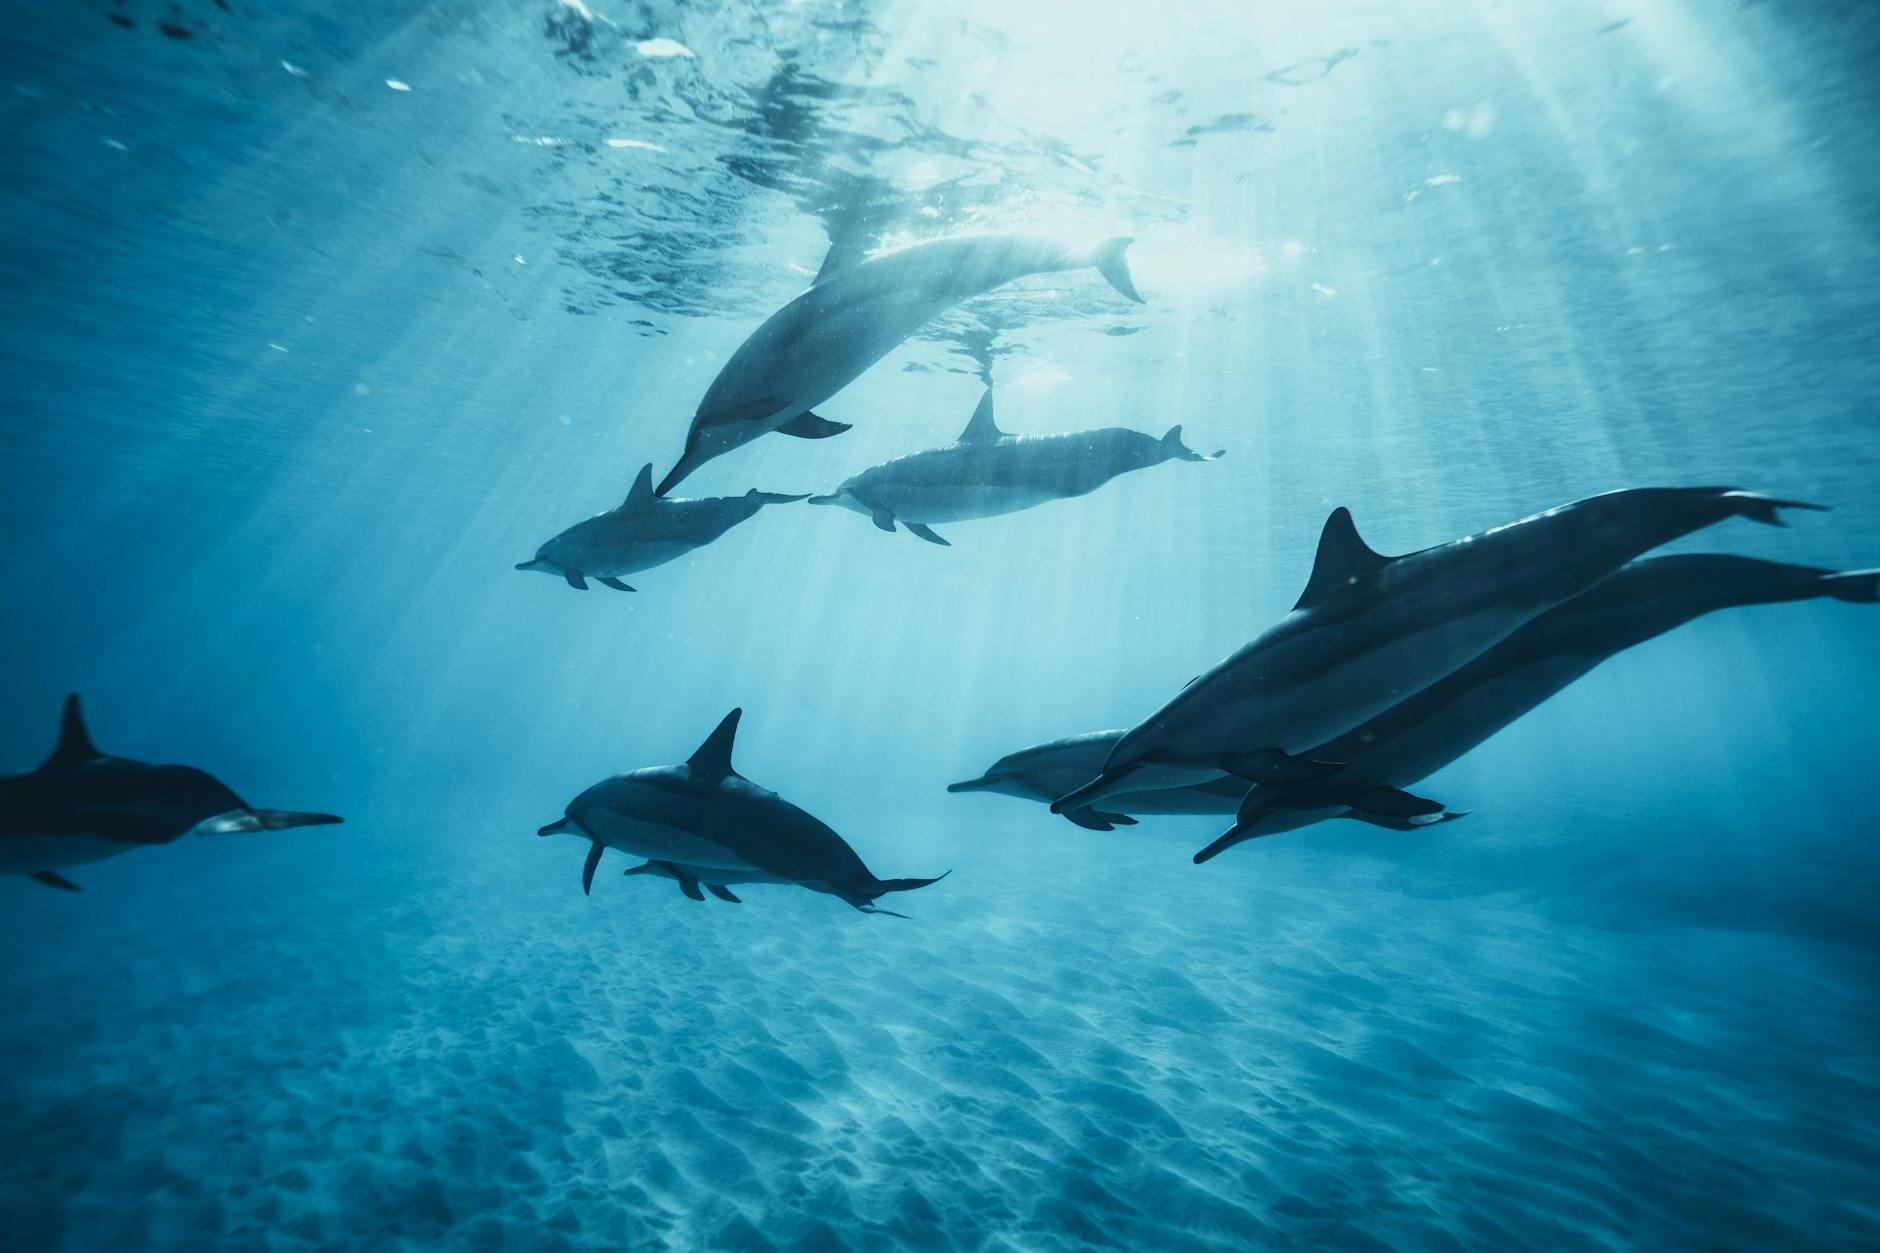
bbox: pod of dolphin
[5,230,1876,909]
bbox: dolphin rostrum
[0,695,342,891]
[537,708,947,914]
[518,463,807,591]
[1194,553,1880,860]
[1050,488,1827,817]
[807,389,1222,545]
[655,233,1143,495]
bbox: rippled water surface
[2,1,1878,1248]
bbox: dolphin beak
[656,447,709,497]
[537,817,573,836]
[252,809,345,830]
[946,775,1001,793]
[806,494,842,506]
[516,559,554,574]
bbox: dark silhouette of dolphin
[1,696,342,891]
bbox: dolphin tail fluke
[1162,425,1225,462]
[1823,568,1880,602]
[874,869,950,896]
[1722,491,1829,527]
[1090,236,1143,303]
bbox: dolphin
[655,233,1143,495]
[0,695,342,891]
[1050,487,1827,816]
[1193,554,1880,861]
[806,389,1222,545]
[948,730,1245,830]
[517,464,808,591]
[536,708,946,914]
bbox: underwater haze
[3,0,1879,1248]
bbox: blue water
[3,1,1879,1248]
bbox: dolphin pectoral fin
[705,884,742,903]
[581,841,604,895]
[1061,806,1138,832]
[30,870,81,892]
[868,505,897,533]
[1193,824,1260,864]
[903,522,950,546]
[777,410,852,439]
[596,576,636,592]
[564,570,589,591]
[676,876,705,902]
[1218,749,1345,787]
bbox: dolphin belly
[0,833,131,874]
[578,808,759,874]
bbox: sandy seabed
[0,811,1874,1252]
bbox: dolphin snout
[807,494,843,506]
[947,774,1002,793]
[516,558,554,574]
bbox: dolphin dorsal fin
[1294,508,1391,610]
[687,708,742,776]
[957,390,1006,445]
[43,694,102,771]
[622,464,656,510]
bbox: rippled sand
[1,812,1875,1250]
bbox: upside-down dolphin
[957,555,1878,848]
[655,233,1143,495]
[1,696,342,891]
[806,389,1221,545]
[1050,488,1826,817]
[518,464,806,591]
[537,709,946,914]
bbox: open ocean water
[2,1,1878,1248]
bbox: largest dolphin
[655,233,1143,495]
[1,695,341,891]
[807,389,1221,545]
[537,709,946,914]
[1194,553,1880,860]
[1050,488,1825,817]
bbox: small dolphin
[948,730,1244,830]
[518,464,807,591]
[0,695,342,891]
[1051,487,1826,816]
[1193,554,1880,861]
[655,233,1143,495]
[807,389,1221,545]
[537,708,946,914]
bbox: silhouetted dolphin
[655,233,1143,495]
[518,464,807,591]
[807,389,1221,545]
[0,696,342,891]
[949,730,1244,830]
[1194,554,1880,860]
[536,709,946,914]
[1051,488,1826,816]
